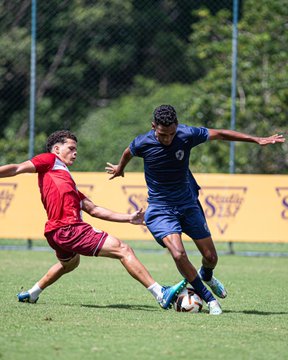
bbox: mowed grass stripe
[0,246,287,360]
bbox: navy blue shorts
[144,201,211,247]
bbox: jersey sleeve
[31,153,56,173]
[129,130,153,157]
[129,136,140,157]
[189,126,209,147]
[78,190,87,200]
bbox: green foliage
[0,0,287,173]
[76,82,196,171]
[0,132,46,164]
[76,0,287,174]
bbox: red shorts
[45,222,108,261]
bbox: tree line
[0,0,287,173]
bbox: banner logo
[121,185,248,235]
[199,186,247,234]
[0,183,18,215]
[275,187,288,220]
[122,185,148,233]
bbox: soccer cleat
[198,270,227,299]
[17,291,38,304]
[158,279,187,310]
[208,299,222,315]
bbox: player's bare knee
[204,252,218,267]
[72,254,80,268]
[171,248,187,263]
[61,254,80,273]
[119,241,135,259]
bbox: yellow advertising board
[0,173,287,243]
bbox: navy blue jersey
[129,124,209,205]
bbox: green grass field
[0,240,287,360]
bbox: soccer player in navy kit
[106,104,285,315]
[0,130,186,309]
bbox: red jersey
[31,153,86,233]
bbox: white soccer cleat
[208,299,222,315]
[17,291,39,303]
[198,270,227,299]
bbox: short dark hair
[153,105,178,126]
[46,130,77,152]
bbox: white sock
[28,283,43,301]
[147,282,163,301]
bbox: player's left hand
[105,162,124,180]
[130,208,145,225]
[257,134,286,146]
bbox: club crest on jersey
[175,150,184,160]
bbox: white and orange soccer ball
[173,287,203,313]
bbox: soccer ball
[173,287,203,313]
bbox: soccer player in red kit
[0,130,186,309]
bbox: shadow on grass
[81,303,158,311]
[224,309,288,315]
[53,303,288,315]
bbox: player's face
[152,122,177,146]
[54,139,78,166]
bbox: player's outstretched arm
[0,160,36,178]
[105,147,133,180]
[81,197,145,224]
[208,129,285,145]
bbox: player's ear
[52,144,60,154]
[151,122,156,130]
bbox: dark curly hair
[46,130,78,152]
[153,105,178,126]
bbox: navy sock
[190,275,215,303]
[199,266,213,281]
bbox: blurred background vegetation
[0,0,287,173]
